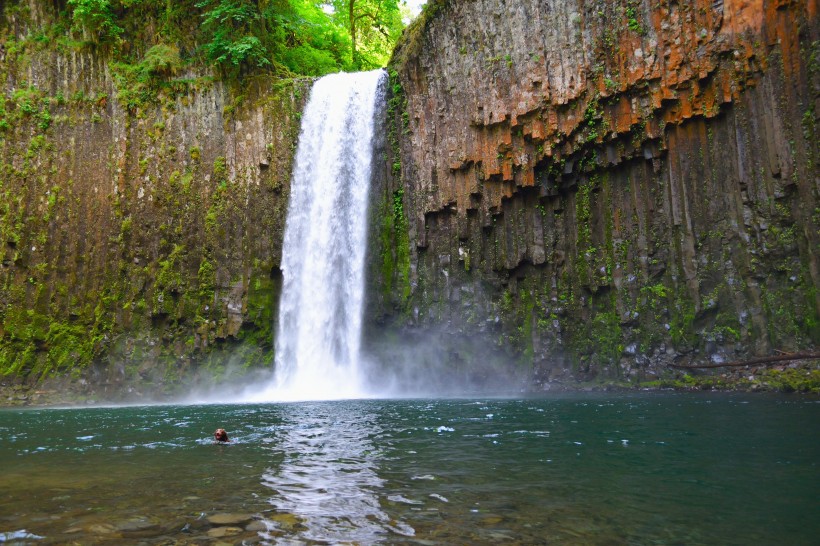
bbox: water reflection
[1,396,817,545]
[260,401,414,543]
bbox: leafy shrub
[279,44,340,76]
[67,0,124,41]
[196,0,271,72]
[142,43,182,76]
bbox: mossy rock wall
[0,1,309,396]
[372,0,819,386]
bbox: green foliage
[37,109,51,130]
[109,43,187,110]
[5,86,52,134]
[269,0,353,75]
[583,96,603,142]
[0,304,108,379]
[0,102,9,132]
[518,288,535,365]
[194,0,404,76]
[196,0,271,71]
[591,310,623,365]
[642,283,667,299]
[380,188,411,305]
[759,368,820,393]
[625,6,645,35]
[197,258,216,301]
[761,263,819,348]
[566,307,623,372]
[213,155,228,180]
[669,295,696,348]
[59,0,407,80]
[44,322,98,378]
[279,43,342,76]
[331,0,404,68]
[141,43,182,76]
[242,272,275,349]
[378,68,412,308]
[13,87,41,116]
[67,0,124,41]
[643,367,820,394]
[157,244,186,292]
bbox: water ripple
[260,403,413,543]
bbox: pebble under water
[1,393,818,545]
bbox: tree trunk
[349,0,357,66]
[670,352,820,370]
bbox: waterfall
[257,69,385,401]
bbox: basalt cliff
[0,1,308,400]
[370,0,819,387]
[0,0,818,401]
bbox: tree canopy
[63,0,410,77]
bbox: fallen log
[670,351,820,370]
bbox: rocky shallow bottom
[2,510,311,545]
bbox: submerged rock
[206,513,254,526]
[207,526,244,538]
[245,520,269,532]
[267,512,305,531]
[88,523,118,535]
[113,516,159,532]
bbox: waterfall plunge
[250,70,386,402]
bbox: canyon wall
[375,0,819,384]
[0,1,306,398]
[1,0,817,397]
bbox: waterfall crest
[252,69,385,401]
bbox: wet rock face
[0,1,308,389]
[381,0,818,380]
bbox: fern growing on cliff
[195,0,272,73]
[67,0,123,42]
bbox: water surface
[1,393,818,544]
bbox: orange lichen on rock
[724,0,766,35]
[393,0,813,220]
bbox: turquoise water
[1,393,818,544]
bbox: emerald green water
[1,393,818,544]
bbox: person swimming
[213,428,230,443]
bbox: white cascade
[251,69,385,401]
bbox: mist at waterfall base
[179,69,518,404]
[212,69,507,404]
